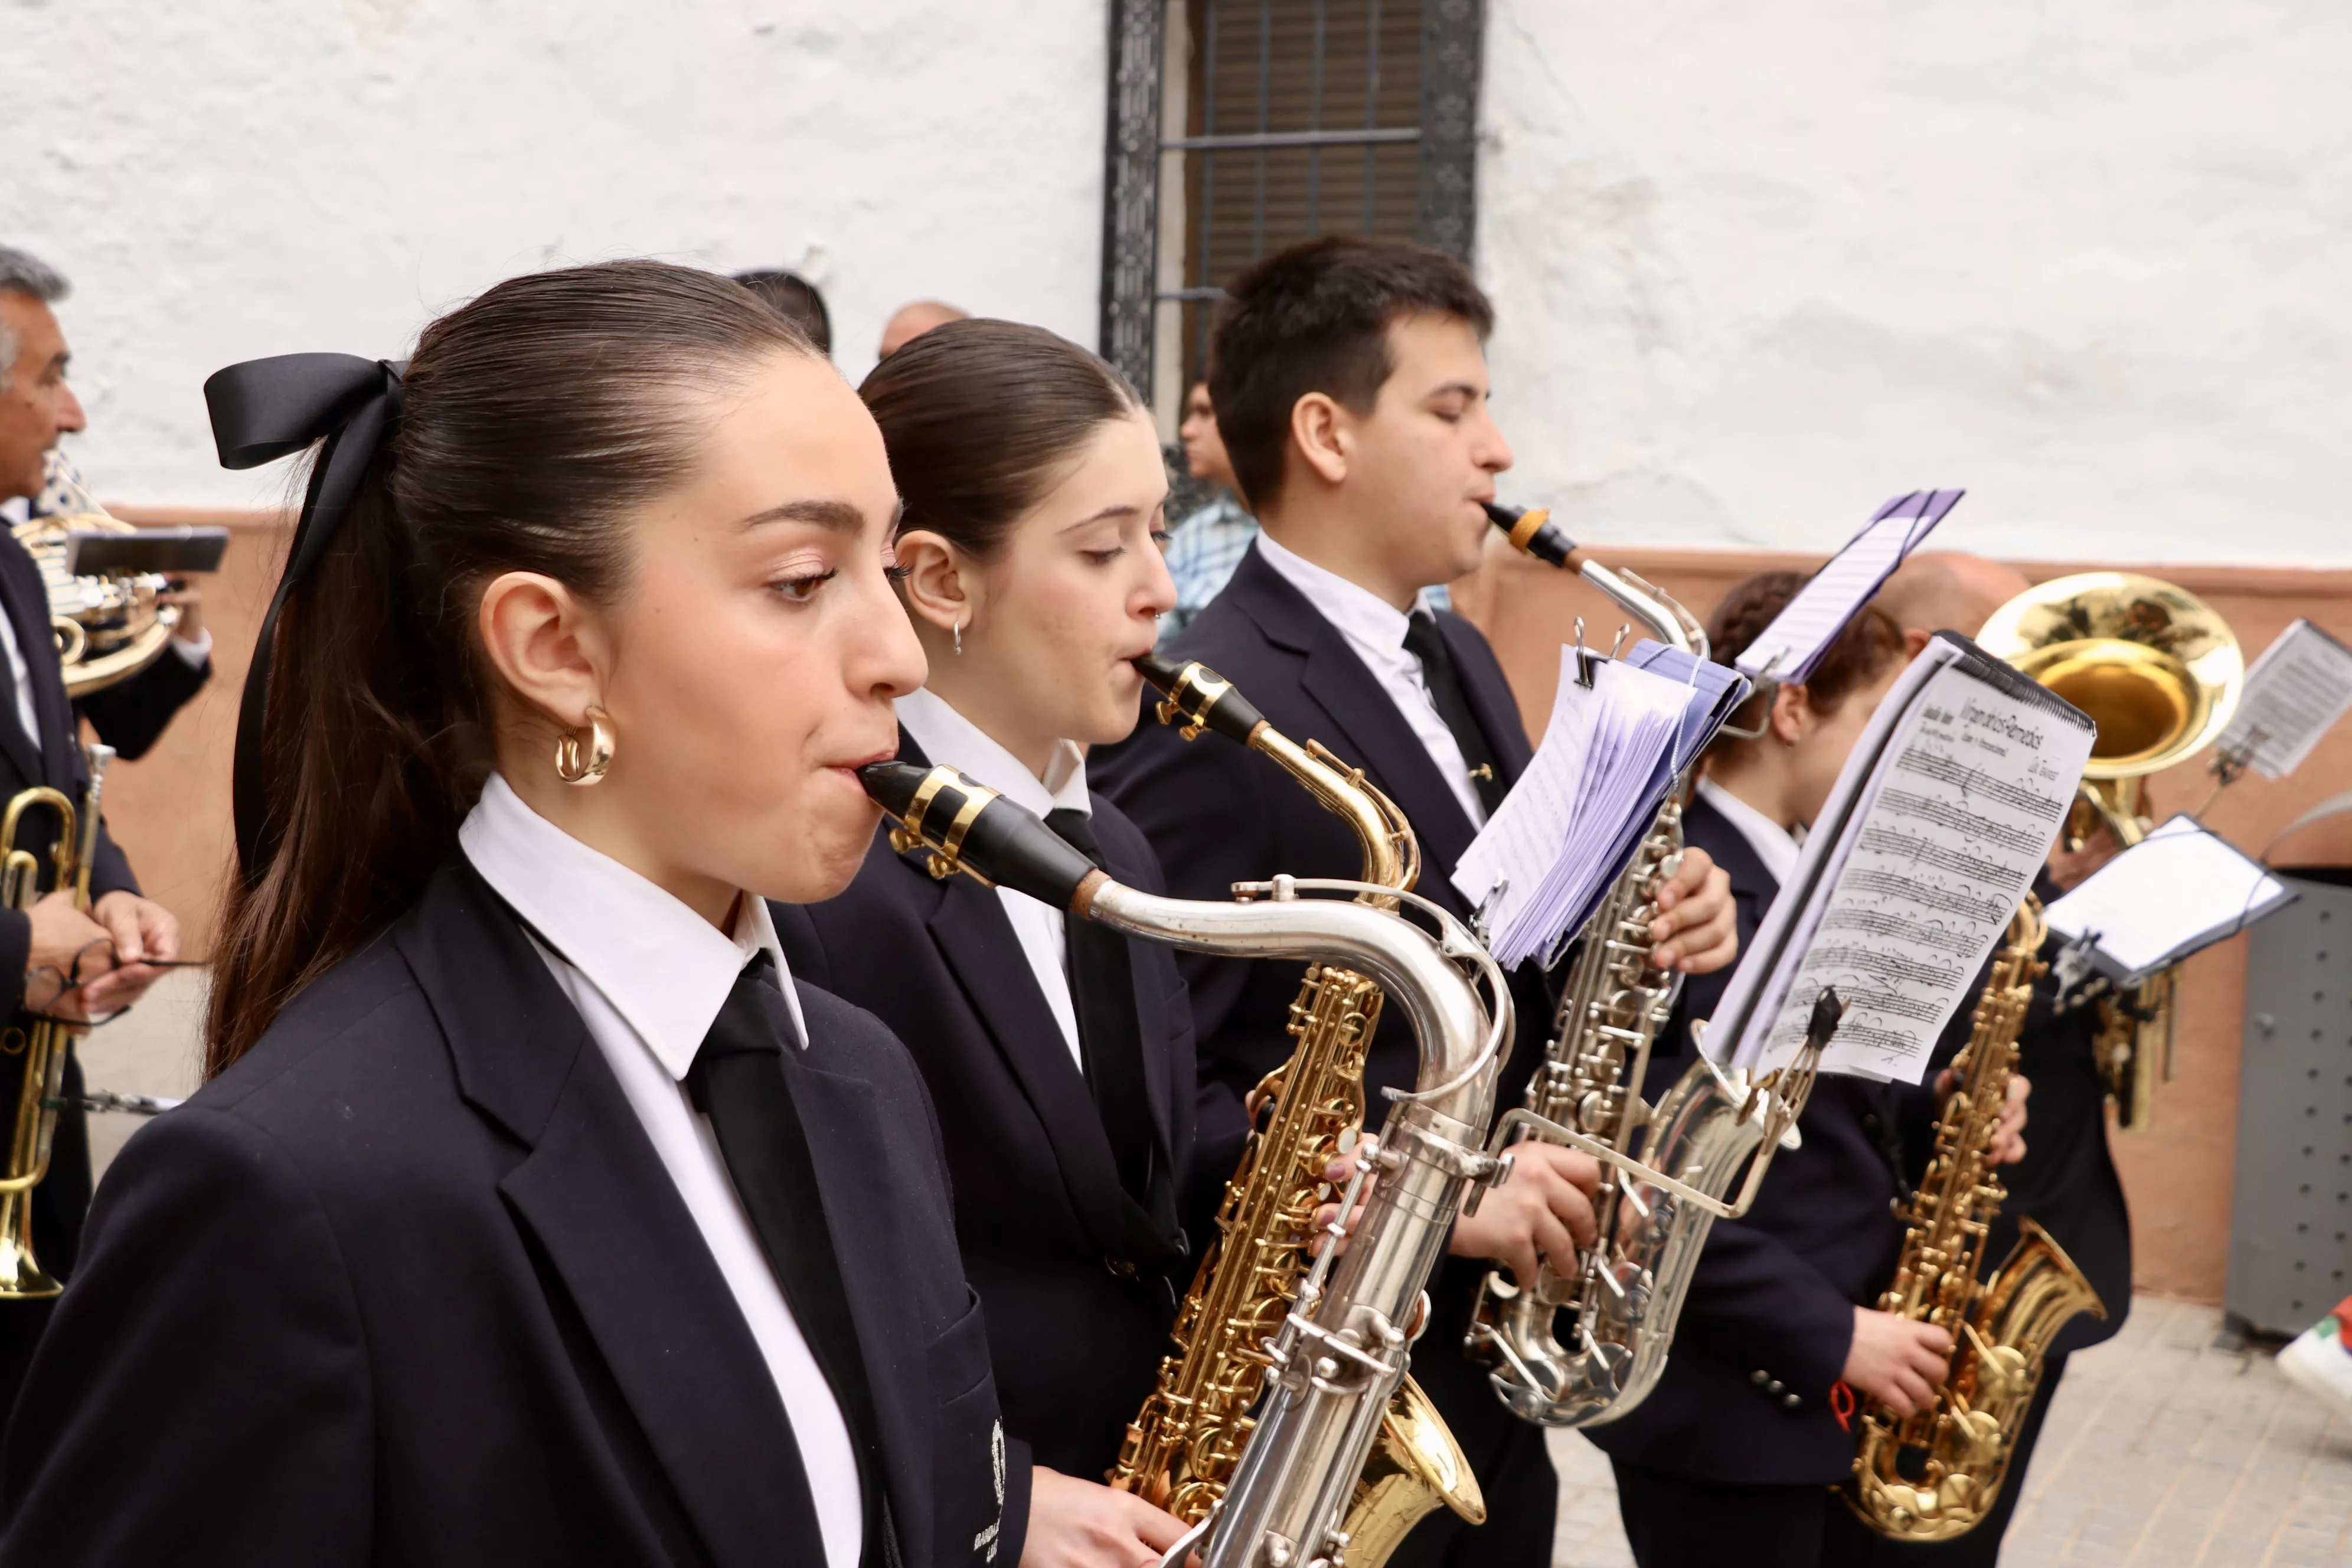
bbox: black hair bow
[203,353,404,884]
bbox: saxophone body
[1109,657,1480,1551]
[863,754,1510,1568]
[1466,509,1791,1429]
[1845,899,2107,1540]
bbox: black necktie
[1402,609,1508,816]
[687,953,886,1565]
[1043,808,1181,1270]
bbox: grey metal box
[2228,873,2352,1336]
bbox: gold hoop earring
[556,705,615,786]
[953,618,965,656]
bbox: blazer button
[1752,1370,1771,1386]
[1782,1393,1802,1409]
[1767,1380,1785,1394]
[1105,1256,1138,1279]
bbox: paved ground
[73,981,2352,1566]
[1552,1294,2352,1567]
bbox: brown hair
[207,261,811,1074]
[1705,570,1907,756]
[732,269,831,357]
[1207,235,1494,511]
[858,318,1142,560]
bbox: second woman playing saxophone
[769,320,1195,1564]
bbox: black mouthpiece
[858,761,1102,910]
[1131,653,1266,746]
[1484,501,1580,570]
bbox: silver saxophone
[1464,503,1824,1429]
[860,759,1511,1568]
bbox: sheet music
[1734,490,1965,684]
[1708,638,2093,1083]
[2214,619,2352,780]
[2045,815,2295,983]
[1452,649,1698,967]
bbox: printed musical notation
[1755,661,2091,1080]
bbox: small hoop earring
[953,618,965,656]
[556,705,615,786]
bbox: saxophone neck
[1133,654,1417,897]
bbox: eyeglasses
[18,940,204,1028]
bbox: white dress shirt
[1696,776,1802,889]
[1253,533,1487,827]
[458,776,861,1568]
[0,612,35,751]
[895,686,1091,1071]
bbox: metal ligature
[1462,500,1824,1428]
[1845,899,2106,1540]
[862,759,1513,1568]
[0,743,115,1299]
[1108,655,1481,1562]
[1976,573,2243,1128]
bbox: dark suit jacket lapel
[1095,819,1178,1170]
[397,858,815,1568]
[898,730,1139,1257]
[773,1014,940,1563]
[0,550,52,787]
[1226,546,1482,901]
[1439,613,1536,788]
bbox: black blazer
[76,640,211,761]
[0,858,1024,1568]
[0,531,140,1010]
[773,728,1198,1481]
[1586,790,1918,1487]
[1089,541,1549,1485]
[1972,873,2131,1355]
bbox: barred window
[1099,0,1485,431]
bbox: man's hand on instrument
[23,890,115,1021]
[1843,1308,1953,1417]
[1022,1466,1192,1568]
[1445,1142,1602,1289]
[1647,848,1737,975]
[78,892,180,1015]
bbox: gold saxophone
[1845,897,2107,1540]
[1108,655,1484,1561]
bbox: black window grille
[1099,0,1485,424]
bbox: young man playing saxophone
[1092,235,1739,1567]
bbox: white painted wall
[12,1,2349,566]
[4,0,1109,508]
[1478,0,2352,565]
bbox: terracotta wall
[1453,537,2352,1305]
[90,511,2352,1303]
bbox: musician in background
[1158,381,1256,642]
[0,249,214,759]
[1093,235,1739,1567]
[733,268,834,357]
[879,298,969,359]
[1846,550,2133,1568]
[0,244,182,1416]
[1586,571,2018,1568]
[773,319,1194,1564]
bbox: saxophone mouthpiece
[1132,653,1266,745]
[858,760,1106,913]
[1485,501,1581,570]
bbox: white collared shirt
[895,686,1092,1071]
[1252,533,1487,827]
[1696,776,1802,890]
[459,776,861,1568]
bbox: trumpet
[0,743,115,1299]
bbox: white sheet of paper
[1733,492,1958,684]
[2216,619,2352,780]
[2045,816,2291,979]
[1712,645,2092,1083]
[1452,646,1601,943]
